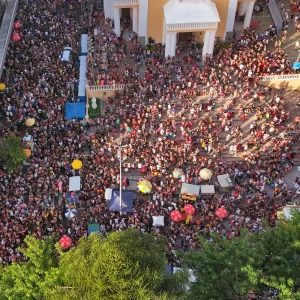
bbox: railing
[113,0,139,7]
[86,84,133,91]
[167,22,219,31]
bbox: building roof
[163,0,220,25]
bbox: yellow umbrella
[71,159,83,170]
[138,180,152,194]
[23,148,31,157]
[0,83,6,90]
[199,168,213,180]
[25,118,35,127]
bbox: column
[104,0,114,19]
[208,30,217,56]
[238,1,248,16]
[162,18,166,45]
[165,33,172,57]
[139,0,149,45]
[132,7,138,33]
[225,0,238,34]
[202,31,211,61]
[170,33,177,57]
[114,8,121,36]
[243,1,255,29]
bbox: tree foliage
[0,135,27,173]
[184,211,300,300]
[0,230,187,300]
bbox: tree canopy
[0,230,187,300]
[0,135,27,173]
[184,211,300,300]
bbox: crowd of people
[0,0,299,265]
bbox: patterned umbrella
[65,208,77,219]
[59,236,72,249]
[66,192,79,203]
[137,180,152,193]
[216,208,228,219]
[173,168,184,179]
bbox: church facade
[103,0,256,59]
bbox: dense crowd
[0,0,299,265]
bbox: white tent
[217,174,232,188]
[173,267,196,290]
[181,183,200,201]
[152,216,164,226]
[200,185,215,194]
[69,176,81,191]
[105,188,112,201]
[283,205,300,219]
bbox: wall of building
[147,0,168,43]
[212,0,229,40]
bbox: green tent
[88,98,102,118]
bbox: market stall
[217,173,233,191]
[181,183,200,201]
[200,185,215,198]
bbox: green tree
[0,135,27,173]
[184,211,300,300]
[0,235,59,300]
[48,230,186,300]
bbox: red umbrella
[170,210,182,222]
[59,236,72,249]
[14,21,21,29]
[216,208,228,219]
[11,33,21,41]
[184,204,195,215]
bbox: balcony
[86,84,133,91]
[113,0,139,7]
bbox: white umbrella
[199,168,213,180]
[65,208,77,219]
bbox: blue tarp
[293,62,300,70]
[65,102,85,119]
[108,190,134,213]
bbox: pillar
[170,33,177,57]
[202,31,211,61]
[238,1,248,16]
[138,0,149,45]
[162,18,166,45]
[243,1,255,29]
[165,33,172,57]
[208,30,216,56]
[113,8,121,36]
[225,0,238,39]
[104,0,114,19]
[132,7,138,33]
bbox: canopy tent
[69,176,81,191]
[152,216,164,226]
[217,173,232,188]
[108,190,134,213]
[105,188,113,200]
[88,223,100,235]
[181,183,200,201]
[200,185,215,194]
[65,102,85,119]
[282,205,300,219]
[81,34,88,55]
[257,74,300,91]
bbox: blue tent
[293,62,300,70]
[65,102,85,119]
[108,190,134,213]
